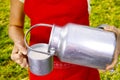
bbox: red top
[24,0,100,80]
[24,0,89,44]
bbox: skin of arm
[9,0,28,68]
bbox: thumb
[19,46,27,55]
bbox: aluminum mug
[27,43,53,76]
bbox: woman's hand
[104,26,120,70]
[11,41,28,68]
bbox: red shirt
[24,0,100,80]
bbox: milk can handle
[97,24,108,29]
[24,23,54,55]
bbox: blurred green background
[0,0,120,80]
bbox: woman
[9,0,120,80]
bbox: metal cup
[27,43,53,76]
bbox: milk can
[25,23,116,73]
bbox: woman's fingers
[11,52,28,68]
[20,58,28,68]
[11,46,20,60]
[11,45,28,68]
[104,26,119,34]
[15,57,23,64]
[104,26,120,70]
[18,52,28,68]
[106,50,119,70]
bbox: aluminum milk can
[25,23,116,70]
[48,23,116,69]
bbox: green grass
[0,0,120,80]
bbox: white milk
[28,47,50,60]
